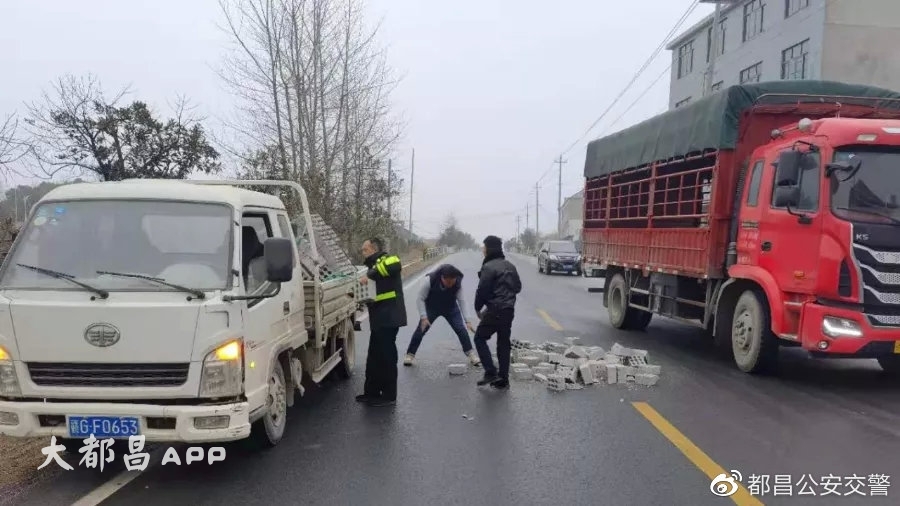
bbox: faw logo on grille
[84,323,121,347]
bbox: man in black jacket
[356,237,407,407]
[473,235,522,389]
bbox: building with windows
[666,0,900,109]
[558,189,583,242]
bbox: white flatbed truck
[0,179,363,448]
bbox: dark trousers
[406,304,473,356]
[473,308,514,380]
[364,326,399,401]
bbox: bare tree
[23,74,220,181]
[219,0,405,252]
[0,113,27,177]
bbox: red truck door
[756,148,824,295]
[736,159,766,266]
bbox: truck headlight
[822,316,863,338]
[0,346,21,396]
[199,340,243,398]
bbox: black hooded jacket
[474,250,522,314]
[364,251,407,328]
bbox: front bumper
[548,260,578,271]
[799,302,900,356]
[0,400,250,443]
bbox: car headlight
[822,316,863,338]
[0,346,21,396]
[199,340,244,397]
[550,255,559,261]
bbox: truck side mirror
[773,186,801,208]
[775,150,802,186]
[264,237,294,283]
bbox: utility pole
[702,0,730,97]
[555,155,567,236]
[408,149,415,237]
[526,203,530,230]
[535,182,540,240]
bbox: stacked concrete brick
[448,339,661,389]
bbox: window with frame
[706,19,727,62]
[785,0,809,17]
[740,62,762,83]
[276,214,297,267]
[771,151,820,212]
[781,39,809,80]
[746,160,764,206]
[241,213,278,301]
[677,40,694,78]
[675,97,692,108]
[743,0,765,42]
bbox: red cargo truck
[582,80,900,374]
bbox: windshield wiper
[97,270,206,300]
[834,207,900,225]
[16,263,109,299]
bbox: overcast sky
[0,0,712,241]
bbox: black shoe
[356,394,378,403]
[477,373,498,386]
[367,398,396,407]
[490,378,509,389]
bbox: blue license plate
[67,416,140,439]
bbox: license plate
[67,416,140,439]
[894,341,900,354]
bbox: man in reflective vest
[356,237,407,407]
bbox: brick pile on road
[448,337,661,389]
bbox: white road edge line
[70,469,144,506]
[71,261,440,506]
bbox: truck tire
[877,356,900,375]
[250,359,288,448]
[334,323,356,380]
[731,290,779,374]
[607,273,632,329]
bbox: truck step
[309,350,343,383]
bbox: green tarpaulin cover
[583,80,900,179]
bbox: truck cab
[0,179,357,448]
[731,118,900,372]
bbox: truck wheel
[607,273,631,329]
[334,323,356,379]
[731,290,779,374]
[877,356,900,375]
[251,359,288,447]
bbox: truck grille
[853,242,900,327]
[27,363,190,387]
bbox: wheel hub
[268,372,286,428]
[734,311,753,351]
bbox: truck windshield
[549,241,578,253]
[0,200,233,291]
[831,147,900,224]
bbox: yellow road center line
[632,402,764,506]
[536,309,564,331]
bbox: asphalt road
[10,251,900,505]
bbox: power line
[526,0,702,232]
[606,63,672,132]
[557,0,701,157]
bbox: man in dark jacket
[403,263,480,367]
[356,237,407,407]
[473,235,522,389]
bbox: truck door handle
[761,241,772,252]
[283,301,290,315]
